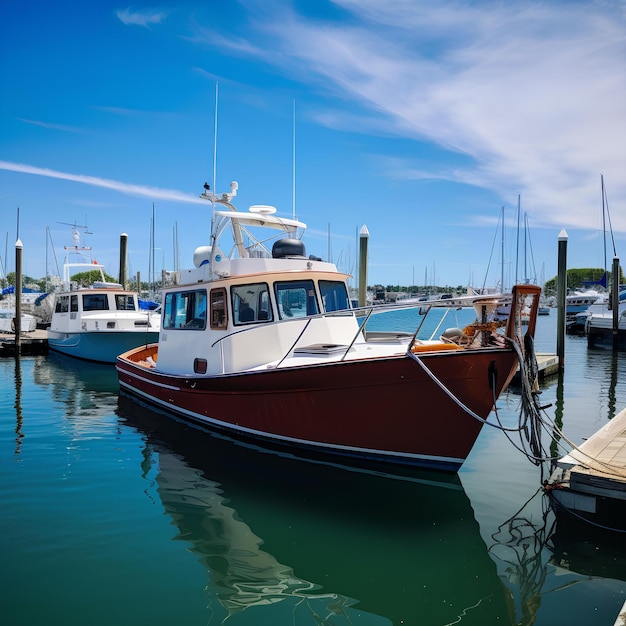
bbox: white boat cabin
[52,283,156,334]
[156,242,360,376]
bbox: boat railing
[207,297,517,373]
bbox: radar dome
[193,246,212,268]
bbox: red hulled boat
[116,181,541,472]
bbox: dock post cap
[558,229,568,241]
[15,238,23,248]
[359,225,369,238]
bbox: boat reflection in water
[116,394,512,625]
[32,351,119,422]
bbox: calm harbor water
[1,312,625,625]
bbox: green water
[1,313,625,625]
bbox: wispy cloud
[93,105,145,116]
[0,161,205,204]
[115,7,168,27]
[211,0,626,232]
[17,118,83,133]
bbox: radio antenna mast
[292,99,297,220]
[210,82,219,233]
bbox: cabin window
[163,289,207,330]
[319,280,350,312]
[55,295,69,313]
[231,283,273,325]
[82,294,109,311]
[274,280,319,319]
[211,289,228,330]
[210,288,227,330]
[70,295,79,312]
[115,294,136,311]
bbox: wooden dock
[546,407,626,532]
[511,352,559,384]
[0,329,49,356]
[534,352,560,379]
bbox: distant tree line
[2,268,623,298]
[0,271,156,293]
[543,267,624,296]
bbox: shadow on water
[30,351,120,422]
[33,350,120,392]
[115,393,514,625]
[485,489,557,626]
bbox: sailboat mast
[515,194,520,285]
[500,206,505,292]
[524,212,528,284]
[602,174,607,275]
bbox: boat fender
[441,328,464,340]
[411,343,463,353]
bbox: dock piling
[14,239,23,354]
[612,256,620,351]
[358,225,369,308]
[556,230,568,370]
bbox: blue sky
[1,0,625,290]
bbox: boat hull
[117,345,519,471]
[587,325,626,350]
[49,330,159,364]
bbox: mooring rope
[410,331,626,480]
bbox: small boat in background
[117,180,542,473]
[538,298,551,315]
[585,291,626,350]
[566,290,602,317]
[0,285,46,330]
[0,307,37,333]
[47,264,160,363]
[45,225,160,363]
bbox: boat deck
[547,407,626,530]
[560,407,626,494]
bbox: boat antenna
[292,98,297,220]
[150,203,155,298]
[58,221,92,258]
[210,82,219,234]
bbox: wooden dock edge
[512,352,559,384]
[546,406,626,532]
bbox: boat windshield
[319,280,351,313]
[82,294,109,311]
[231,283,273,325]
[274,280,319,319]
[115,294,137,311]
[163,289,207,330]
